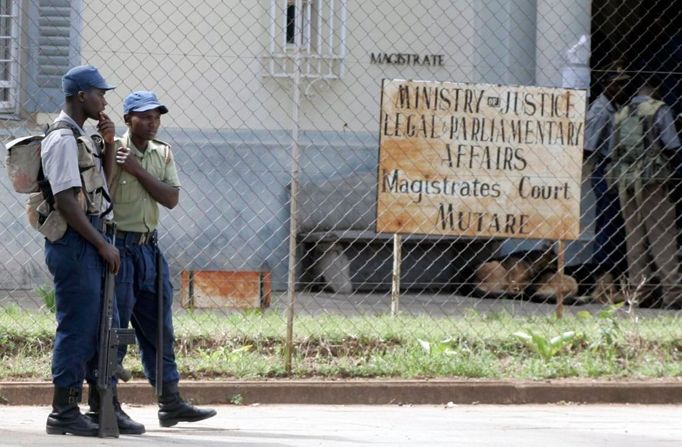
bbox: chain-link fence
[0,0,681,371]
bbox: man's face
[125,109,162,141]
[605,79,628,105]
[79,88,108,120]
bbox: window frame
[0,0,20,114]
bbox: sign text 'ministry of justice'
[376,79,586,240]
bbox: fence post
[284,0,304,375]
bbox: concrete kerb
[2,380,682,406]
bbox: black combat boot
[46,386,99,436]
[158,382,217,427]
[85,383,146,435]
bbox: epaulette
[151,138,172,164]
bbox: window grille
[265,0,346,80]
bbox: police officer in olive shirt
[96,91,215,429]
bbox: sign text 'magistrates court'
[376,79,586,240]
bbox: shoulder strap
[37,121,80,206]
[38,120,83,181]
[46,120,81,138]
[613,105,629,149]
[639,100,664,153]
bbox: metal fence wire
[0,1,681,350]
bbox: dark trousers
[45,220,105,389]
[670,165,682,249]
[591,160,628,276]
[114,233,180,387]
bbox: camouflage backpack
[606,98,670,190]
[4,122,107,241]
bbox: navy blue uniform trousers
[114,233,180,387]
[45,220,105,389]
[591,159,628,276]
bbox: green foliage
[35,285,56,314]
[577,303,627,351]
[595,303,626,348]
[229,394,244,405]
[1,305,681,381]
[195,345,253,365]
[597,301,626,319]
[417,337,459,356]
[513,330,577,361]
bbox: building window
[286,2,296,44]
[265,0,347,79]
[0,0,19,113]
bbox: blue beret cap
[123,91,169,115]
[62,65,115,96]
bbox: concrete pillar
[475,0,537,85]
[535,0,591,87]
[502,0,594,266]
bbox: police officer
[42,65,120,436]
[103,91,216,427]
[610,77,682,308]
[584,66,630,284]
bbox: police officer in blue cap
[103,90,216,427]
[42,65,121,436]
[584,65,630,285]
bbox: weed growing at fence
[512,330,577,361]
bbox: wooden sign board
[180,271,271,309]
[376,79,586,240]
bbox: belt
[114,229,158,245]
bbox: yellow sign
[377,79,586,240]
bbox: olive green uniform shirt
[111,132,181,232]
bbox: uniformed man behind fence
[607,76,682,308]
[42,65,120,436]
[99,91,216,429]
[584,66,630,284]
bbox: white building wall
[80,0,477,132]
[1,0,595,289]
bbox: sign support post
[391,233,401,316]
[555,240,566,319]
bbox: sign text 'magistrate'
[376,79,586,239]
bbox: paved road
[0,404,680,446]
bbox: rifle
[155,246,163,398]
[97,222,137,438]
